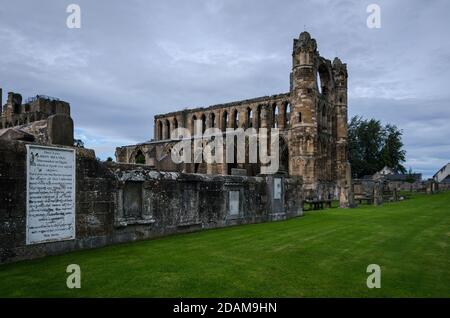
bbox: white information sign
[26,145,76,245]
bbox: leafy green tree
[348,116,406,178]
[73,138,84,148]
[405,167,417,183]
[381,124,406,174]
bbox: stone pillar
[238,109,245,129]
[228,111,234,128]
[333,57,349,200]
[162,120,168,140]
[252,107,259,129]
[426,180,432,194]
[373,181,382,206]
[426,179,439,194]
[434,181,439,193]
[260,105,268,129]
[339,162,355,208]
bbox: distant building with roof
[433,163,450,184]
[373,166,422,182]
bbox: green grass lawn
[1,192,450,297]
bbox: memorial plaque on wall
[274,178,282,200]
[26,145,76,245]
[229,191,240,215]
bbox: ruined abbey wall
[116,93,292,176]
[116,32,351,205]
[0,139,303,264]
[0,91,70,129]
[0,91,74,146]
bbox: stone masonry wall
[0,140,303,264]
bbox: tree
[348,116,406,178]
[404,167,417,183]
[73,139,84,148]
[380,124,406,174]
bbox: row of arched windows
[155,102,298,140]
[156,117,179,140]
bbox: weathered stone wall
[0,92,70,129]
[0,115,74,147]
[353,179,401,206]
[385,180,425,192]
[438,182,450,191]
[0,140,303,264]
[0,92,73,146]
[153,93,291,140]
[115,128,291,177]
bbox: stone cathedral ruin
[116,32,352,206]
[0,32,352,263]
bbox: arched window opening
[165,119,170,139]
[256,105,262,129]
[222,111,228,131]
[317,64,331,96]
[272,104,279,128]
[174,117,178,129]
[279,137,289,174]
[317,71,322,94]
[285,103,291,127]
[210,113,216,128]
[233,110,239,128]
[191,115,197,134]
[13,104,21,114]
[247,108,253,128]
[201,114,206,133]
[298,112,302,123]
[135,150,145,164]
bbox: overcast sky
[1,0,449,177]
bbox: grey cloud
[1,0,449,177]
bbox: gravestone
[123,182,143,218]
[26,145,76,245]
[47,114,74,146]
[273,178,282,200]
[229,191,240,215]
